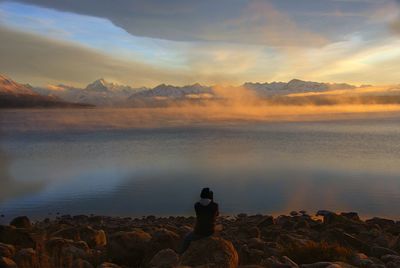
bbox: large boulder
[10,216,31,229]
[0,243,15,258]
[107,229,152,267]
[180,236,239,268]
[14,248,39,268]
[0,225,35,248]
[151,228,180,252]
[51,226,107,248]
[149,248,179,268]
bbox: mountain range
[0,74,370,108]
[0,74,92,108]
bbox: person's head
[200,187,213,200]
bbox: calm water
[1,108,400,222]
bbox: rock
[9,216,31,229]
[371,246,398,258]
[238,226,261,240]
[0,225,35,248]
[180,236,239,268]
[71,258,94,268]
[81,228,107,248]
[352,252,374,267]
[366,218,395,229]
[151,228,180,252]
[247,237,265,250]
[239,245,264,265]
[276,215,296,229]
[45,237,88,267]
[301,262,337,268]
[52,226,107,248]
[256,216,274,229]
[108,229,152,266]
[316,211,356,226]
[0,243,15,258]
[149,248,179,268]
[291,211,299,216]
[340,212,360,222]
[0,257,17,268]
[15,248,39,268]
[96,262,121,268]
[381,254,400,263]
[264,255,298,267]
[238,264,264,268]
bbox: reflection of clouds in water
[1,110,400,220]
[3,167,400,219]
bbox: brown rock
[96,262,121,268]
[366,218,395,229]
[0,243,15,258]
[371,246,398,258]
[51,226,107,248]
[151,228,180,251]
[180,236,239,268]
[0,225,35,248]
[45,237,88,267]
[107,229,152,266]
[10,216,31,229]
[0,256,17,268]
[149,248,179,268]
[15,248,39,268]
[71,258,94,268]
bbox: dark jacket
[193,201,219,236]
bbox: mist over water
[1,108,400,222]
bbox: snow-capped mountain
[243,79,355,96]
[0,74,36,95]
[34,78,146,106]
[130,83,213,99]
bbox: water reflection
[1,109,400,222]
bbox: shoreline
[2,210,400,267]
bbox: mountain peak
[85,78,111,92]
[0,74,36,95]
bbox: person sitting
[180,187,219,253]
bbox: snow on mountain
[130,83,213,99]
[243,79,355,97]
[0,74,36,95]
[34,78,145,106]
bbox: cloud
[0,25,238,87]
[7,0,328,47]
[200,1,328,47]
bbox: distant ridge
[5,73,394,108]
[243,79,356,96]
[0,75,93,108]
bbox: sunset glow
[1,0,400,87]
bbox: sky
[1,0,400,87]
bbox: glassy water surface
[1,109,400,222]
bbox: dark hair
[200,187,213,199]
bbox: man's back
[194,201,219,236]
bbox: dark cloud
[4,0,342,46]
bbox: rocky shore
[1,210,400,267]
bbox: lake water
[1,108,400,222]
